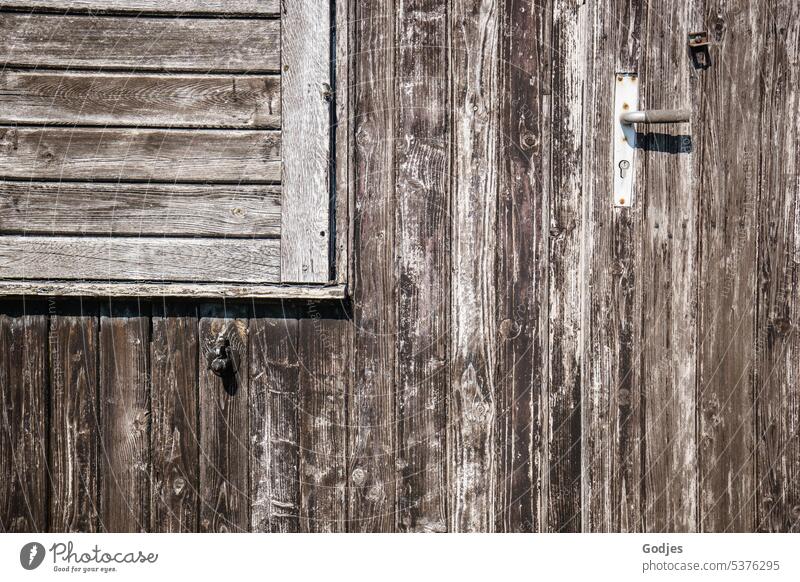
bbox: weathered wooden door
[576,1,797,532]
[1,0,798,534]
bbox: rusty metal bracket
[688,31,711,69]
[687,31,710,48]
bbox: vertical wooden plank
[545,0,584,533]
[299,303,349,532]
[696,0,763,532]
[151,302,199,533]
[281,0,332,282]
[755,0,800,533]
[494,0,550,533]
[335,0,355,285]
[582,0,645,532]
[49,304,100,532]
[99,302,150,532]
[350,0,397,532]
[250,307,301,533]
[395,0,449,533]
[639,3,698,532]
[198,307,250,532]
[0,310,48,532]
[449,0,500,532]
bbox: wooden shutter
[0,1,340,296]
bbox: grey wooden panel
[494,0,548,533]
[755,0,800,534]
[0,314,48,532]
[0,236,280,282]
[449,0,499,532]
[280,0,331,283]
[99,304,150,532]
[198,313,249,532]
[249,309,300,533]
[0,71,280,128]
[0,13,280,72]
[546,0,583,533]
[0,181,281,237]
[696,0,761,533]
[395,0,448,533]
[0,280,346,299]
[0,0,279,14]
[49,312,100,532]
[0,127,281,182]
[349,0,397,532]
[151,303,199,533]
[639,3,698,532]
[334,0,352,285]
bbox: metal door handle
[620,109,690,124]
[613,73,692,207]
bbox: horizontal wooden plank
[0,181,281,237]
[0,1,279,15]
[0,13,280,72]
[0,236,280,282]
[0,71,280,128]
[0,281,347,298]
[0,127,281,182]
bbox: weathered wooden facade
[1,0,799,533]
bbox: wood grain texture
[334,0,353,285]
[449,0,499,532]
[755,0,800,533]
[0,127,281,183]
[298,304,349,532]
[0,71,280,128]
[696,0,762,533]
[49,310,100,532]
[0,0,797,537]
[0,313,48,532]
[494,0,550,534]
[198,312,249,532]
[0,0,280,15]
[0,236,280,283]
[639,3,698,532]
[0,281,346,299]
[0,13,280,72]
[349,0,397,532]
[249,309,300,533]
[280,0,331,282]
[395,0,449,533]
[545,0,582,533]
[581,0,644,533]
[99,304,150,532]
[0,181,281,237]
[151,302,198,532]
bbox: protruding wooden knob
[208,337,234,377]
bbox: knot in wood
[519,130,538,152]
[351,468,366,486]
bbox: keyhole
[619,159,630,178]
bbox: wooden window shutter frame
[0,0,352,299]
